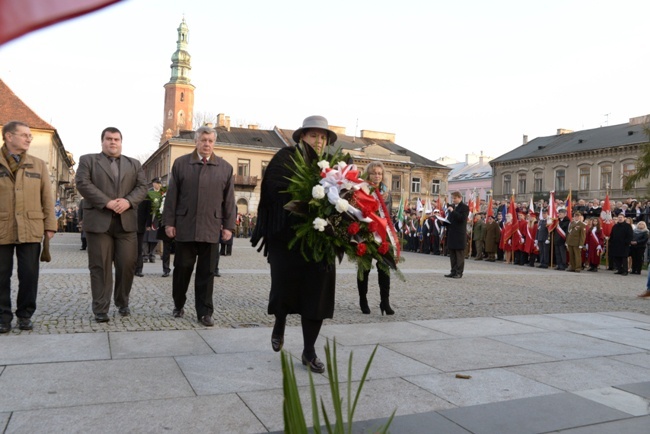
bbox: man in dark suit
[443,191,470,278]
[163,126,236,326]
[75,127,147,322]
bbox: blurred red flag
[486,196,493,218]
[0,0,122,45]
[600,193,614,237]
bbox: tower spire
[161,18,195,144]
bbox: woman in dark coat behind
[630,221,648,274]
[609,212,634,275]
[251,115,338,374]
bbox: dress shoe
[444,273,456,278]
[199,315,214,326]
[452,274,463,279]
[537,265,548,269]
[173,308,184,318]
[302,354,325,374]
[95,313,109,323]
[637,290,650,298]
[214,271,221,277]
[17,318,33,331]
[0,323,11,333]
[162,272,170,277]
[135,272,144,277]
[149,258,155,263]
[118,307,131,316]
[271,334,284,352]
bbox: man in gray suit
[163,126,236,326]
[76,127,147,322]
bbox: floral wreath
[284,143,404,280]
[148,186,167,224]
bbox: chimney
[226,116,231,131]
[557,128,573,135]
[205,122,213,128]
[523,134,528,145]
[248,124,258,130]
[217,113,226,127]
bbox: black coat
[251,145,335,320]
[445,201,469,250]
[609,222,633,257]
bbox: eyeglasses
[11,132,33,140]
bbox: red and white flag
[0,0,122,45]
[600,193,614,238]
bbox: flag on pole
[415,197,423,215]
[547,191,558,232]
[528,197,535,215]
[600,193,614,237]
[437,196,445,218]
[486,196,494,218]
[565,189,572,220]
[396,194,405,229]
[503,193,518,242]
[0,0,123,45]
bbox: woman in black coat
[251,115,338,374]
[609,213,634,275]
[629,221,649,274]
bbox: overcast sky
[1,0,649,166]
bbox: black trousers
[449,249,465,276]
[172,241,217,318]
[0,243,41,323]
[162,240,172,273]
[135,232,144,273]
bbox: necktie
[202,157,207,165]
[110,157,119,188]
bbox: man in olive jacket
[0,121,56,333]
[75,127,147,322]
[163,126,236,326]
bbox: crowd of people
[398,196,650,297]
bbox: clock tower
[161,18,195,143]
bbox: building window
[533,172,543,192]
[261,161,269,178]
[180,92,184,102]
[411,177,421,194]
[579,167,590,191]
[503,174,511,194]
[555,169,566,191]
[622,162,636,188]
[600,165,612,190]
[237,159,250,177]
[391,174,401,191]
[517,173,526,194]
[431,179,440,194]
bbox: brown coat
[75,153,148,233]
[484,220,501,253]
[162,150,236,243]
[566,221,586,247]
[0,151,56,244]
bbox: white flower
[317,160,330,170]
[313,217,328,232]
[336,161,348,169]
[312,185,325,199]
[335,198,349,213]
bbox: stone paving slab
[0,333,109,365]
[574,326,650,350]
[386,336,555,372]
[319,321,452,345]
[4,395,265,434]
[197,325,304,354]
[320,344,441,382]
[615,381,650,400]
[239,377,456,432]
[404,368,561,407]
[438,393,632,434]
[0,358,194,412]
[108,330,214,359]
[412,316,546,337]
[573,387,650,416]
[546,312,650,329]
[491,331,644,360]
[555,415,650,434]
[611,352,650,369]
[506,356,650,392]
[495,313,609,331]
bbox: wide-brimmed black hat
[292,115,338,145]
